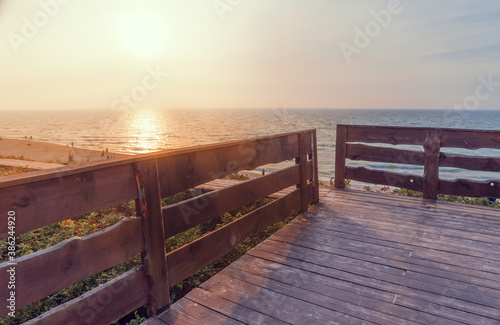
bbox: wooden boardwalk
[196,178,296,199]
[146,187,500,325]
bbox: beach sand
[0,138,126,166]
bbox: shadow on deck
[148,187,500,325]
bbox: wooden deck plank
[320,191,500,229]
[246,247,500,322]
[154,188,500,325]
[297,206,500,258]
[252,238,500,309]
[214,267,425,325]
[327,189,500,222]
[267,229,500,290]
[195,178,297,199]
[159,294,246,325]
[290,212,500,274]
[226,255,472,325]
[199,275,375,325]
[284,216,500,279]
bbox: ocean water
[1,108,499,181]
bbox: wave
[365,164,466,173]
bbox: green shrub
[0,184,293,325]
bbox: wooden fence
[335,125,500,200]
[0,130,319,324]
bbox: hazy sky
[1,0,499,111]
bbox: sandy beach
[0,137,399,194]
[0,137,126,166]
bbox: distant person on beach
[330,177,334,189]
[262,169,265,176]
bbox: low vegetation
[2,168,496,324]
[0,165,35,177]
[0,167,294,325]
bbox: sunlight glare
[126,109,167,153]
[116,12,168,59]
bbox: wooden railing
[0,130,319,324]
[335,125,500,200]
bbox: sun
[116,12,168,59]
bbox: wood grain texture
[0,163,138,240]
[157,132,313,197]
[0,130,320,324]
[195,179,297,200]
[0,218,143,316]
[345,125,426,145]
[297,132,309,212]
[334,125,347,189]
[440,129,500,150]
[345,166,423,191]
[344,125,500,149]
[342,125,500,198]
[156,187,500,325]
[24,268,148,325]
[439,179,500,199]
[0,130,316,240]
[311,129,320,203]
[166,187,306,286]
[440,153,500,172]
[163,164,301,238]
[346,143,425,166]
[423,130,441,199]
[134,160,170,314]
[0,130,316,190]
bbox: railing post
[310,130,320,203]
[423,130,440,200]
[297,132,309,212]
[335,125,347,189]
[134,160,170,316]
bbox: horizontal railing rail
[0,130,319,324]
[335,125,500,200]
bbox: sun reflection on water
[125,109,171,154]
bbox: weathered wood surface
[338,125,500,199]
[164,165,301,238]
[134,160,170,314]
[344,125,500,149]
[440,153,500,172]
[0,164,138,240]
[346,143,425,165]
[334,125,347,189]
[311,129,320,203]
[440,129,500,150]
[25,268,149,325]
[439,179,500,199]
[0,130,319,323]
[297,133,309,212]
[346,125,426,145]
[0,130,315,240]
[166,187,305,286]
[345,166,423,191]
[0,218,143,315]
[423,130,440,199]
[153,187,500,325]
[157,132,312,198]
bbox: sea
[1,108,499,182]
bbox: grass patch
[0,165,35,176]
[1,169,296,325]
[368,186,499,208]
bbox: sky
[0,0,499,111]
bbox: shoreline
[0,137,126,165]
